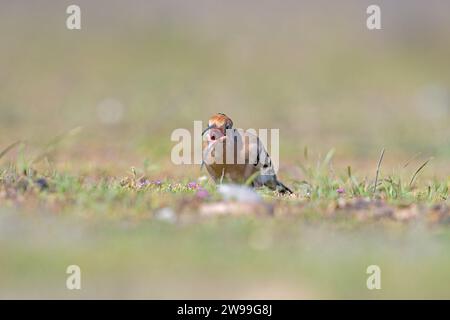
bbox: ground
[1,144,449,298]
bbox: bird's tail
[253,174,293,195]
[275,180,293,195]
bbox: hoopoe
[201,113,293,194]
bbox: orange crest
[208,113,233,130]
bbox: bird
[201,113,293,194]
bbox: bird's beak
[202,124,214,136]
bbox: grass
[0,142,449,299]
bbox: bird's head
[202,113,233,141]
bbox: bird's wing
[242,130,275,175]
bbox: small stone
[218,184,262,203]
[154,207,177,223]
[199,202,271,217]
[393,205,419,221]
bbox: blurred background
[1,0,450,299]
[1,0,450,173]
